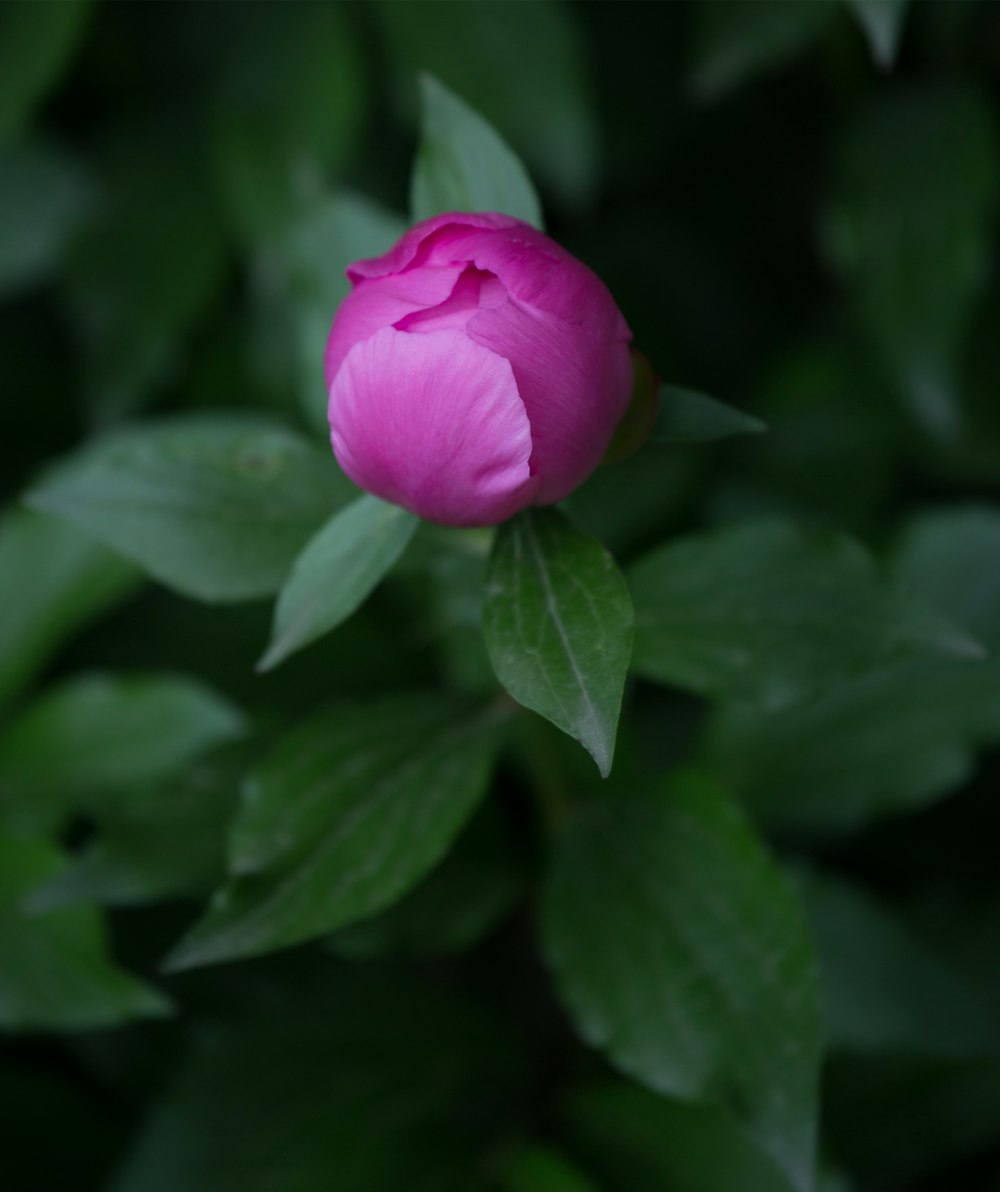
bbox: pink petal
[328,327,539,526]
[324,265,465,387]
[424,225,632,341]
[347,212,521,283]
[468,300,634,504]
[394,267,506,335]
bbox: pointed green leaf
[381,0,597,207]
[844,0,909,69]
[628,519,982,708]
[28,415,356,603]
[543,772,821,1192]
[411,74,543,228]
[483,508,633,777]
[0,832,169,1031]
[0,673,246,833]
[258,496,417,672]
[652,385,767,443]
[166,696,503,969]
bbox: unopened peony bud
[325,212,633,526]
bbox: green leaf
[0,673,246,833]
[208,2,364,244]
[824,84,999,438]
[652,385,767,443]
[844,0,909,68]
[894,505,1000,651]
[501,1144,603,1192]
[381,0,595,208]
[282,192,406,431]
[0,832,169,1031]
[410,73,544,228]
[560,1081,800,1192]
[166,696,504,969]
[26,750,245,910]
[688,0,836,101]
[542,772,821,1192]
[111,969,525,1192]
[707,505,1000,835]
[329,803,523,959]
[707,653,1000,835]
[628,519,980,708]
[258,495,417,672]
[0,0,92,144]
[797,867,1000,1058]
[483,508,634,777]
[28,415,356,603]
[0,508,137,712]
[0,140,95,297]
[60,120,229,421]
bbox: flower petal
[328,327,539,526]
[430,225,632,340]
[468,300,634,504]
[324,265,465,387]
[347,212,521,283]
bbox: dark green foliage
[2,2,1000,1190]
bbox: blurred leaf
[796,867,1000,1057]
[61,120,229,421]
[282,191,406,431]
[894,505,1000,649]
[411,73,544,228]
[0,0,92,144]
[0,507,138,713]
[0,673,246,833]
[0,831,169,1031]
[688,0,836,101]
[406,527,497,695]
[330,803,523,959]
[708,507,1000,834]
[209,2,363,244]
[628,519,980,708]
[27,750,245,910]
[543,772,821,1192]
[0,140,95,297]
[484,508,634,778]
[382,0,596,207]
[560,1081,798,1192]
[501,1144,603,1192]
[844,0,909,68]
[652,385,767,443]
[258,495,417,672]
[111,969,523,1192]
[28,415,356,603]
[825,84,999,438]
[708,652,1000,835]
[167,696,503,969]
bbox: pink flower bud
[325,212,633,526]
